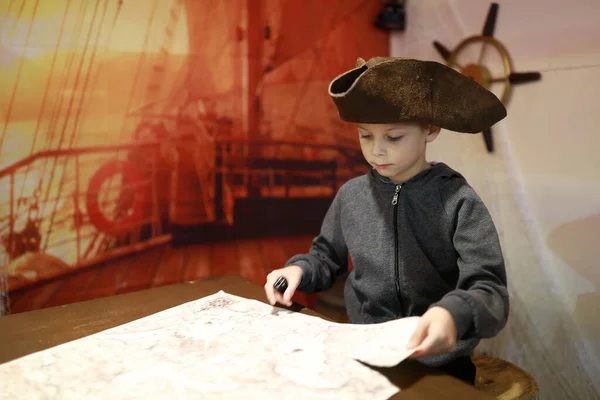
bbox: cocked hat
[328,57,506,133]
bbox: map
[0,291,420,399]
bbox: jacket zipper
[392,184,405,315]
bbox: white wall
[391,1,600,398]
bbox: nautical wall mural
[0,0,389,313]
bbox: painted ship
[0,0,388,314]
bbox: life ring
[86,159,148,235]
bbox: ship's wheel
[432,3,541,152]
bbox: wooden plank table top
[0,274,493,399]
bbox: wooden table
[0,274,493,399]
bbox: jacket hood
[369,162,464,188]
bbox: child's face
[357,122,439,182]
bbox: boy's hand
[407,306,457,358]
[264,266,303,307]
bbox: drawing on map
[0,291,420,399]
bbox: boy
[264,57,509,385]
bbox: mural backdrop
[0,0,388,313]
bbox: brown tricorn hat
[328,57,507,133]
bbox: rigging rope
[14,1,73,218]
[42,0,111,253]
[0,0,41,156]
[41,5,87,148]
[6,0,25,37]
[0,0,16,34]
[37,0,104,252]
[36,1,89,202]
[37,0,101,236]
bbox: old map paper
[0,291,419,399]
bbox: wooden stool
[472,354,539,400]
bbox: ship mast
[245,0,263,196]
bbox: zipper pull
[392,185,400,205]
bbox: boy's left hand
[407,306,457,358]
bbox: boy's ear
[425,125,441,143]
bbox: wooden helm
[432,3,542,153]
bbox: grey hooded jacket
[286,162,509,367]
